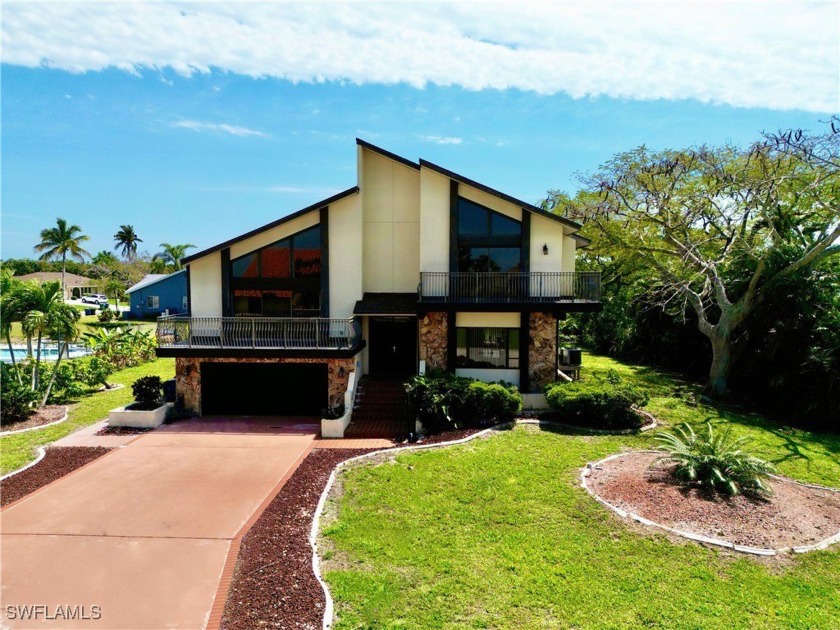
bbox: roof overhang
[181,186,359,265]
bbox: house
[156,139,600,430]
[126,270,188,318]
[15,271,95,300]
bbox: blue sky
[2,2,838,261]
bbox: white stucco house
[156,140,600,423]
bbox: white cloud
[172,119,269,138]
[418,134,463,145]
[3,2,838,112]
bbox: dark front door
[369,317,416,376]
[201,362,327,416]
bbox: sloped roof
[126,270,185,294]
[15,271,94,286]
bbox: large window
[229,225,322,317]
[457,198,522,273]
[456,327,520,369]
[231,226,320,280]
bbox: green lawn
[322,353,840,629]
[0,358,174,475]
[7,316,156,342]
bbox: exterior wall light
[543,244,549,255]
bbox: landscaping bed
[221,448,376,630]
[0,405,66,433]
[95,425,154,436]
[588,451,840,549]
[1,446,112,507]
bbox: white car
[81,294,109,305]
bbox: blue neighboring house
[125,270,188,319]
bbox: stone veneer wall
[528,312,557,390]
[175,356,356,415]
[418,312,448,371]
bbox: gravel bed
[589,451,840,549]
[221,448,375,630]
[0,405,66,433]
[1,446,112,507]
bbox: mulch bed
[221,448,376,630]
[95,426,155,436]
[589,451,840,549]
[1,446,112,507]
[0,405,67,433]
[220,426,501,629]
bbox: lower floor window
[146,295,160,309]
[232,289,320,317]
[456,327,519,369]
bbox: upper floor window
[231,225,321,280]
[457,198,522,273]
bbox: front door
[369,317,416,376]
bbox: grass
[322,353,840,629]
[0,357,174,475]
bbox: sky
[2,1,838,261]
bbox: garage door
[201,363,328,416]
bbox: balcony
[418,272,601,305]
[155,316,363,355]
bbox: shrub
[545,377,649,430]
[85,356,114,389]
[655,423,775,496]
[131,375,163,410]
[0,364,39,423]
[407,371,521,433]
[321,403,345,419]
[98,308,116,322]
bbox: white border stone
[580,450,840,557]
[1,447,47,480]
[0,407,69,436]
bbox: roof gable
[125,270,185,294]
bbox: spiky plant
[655,423,775,496]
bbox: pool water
[0,344,93,362]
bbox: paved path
[1,422,316,629]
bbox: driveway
[1,420,317,629]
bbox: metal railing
[418,271,600,303]
[156,316,362,350]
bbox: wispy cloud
[172,119,270,138]
[3,3,837,112]
[418,134,463,145]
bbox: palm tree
[0,271,24,382]
[34,218,91,298]
[103,276,126,312]
[149,258,169,274]
[154,243,195,271]
[18,281,79,392]
[114,225,143,260]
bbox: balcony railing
[418,271,601,303]
[156,316,362,350]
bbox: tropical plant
[153,243,195,271]
[113,225,143,260]
[655,423,775,496]
[0,270,24,380]
[34,218,91,296]
[0,363,40,423]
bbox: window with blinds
[455,327,520,369]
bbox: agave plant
[655,423,775,496]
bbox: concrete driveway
[1,420,316,629]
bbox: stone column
[418,312,448,371]
[175,357,202,414]
[528,312,557,391]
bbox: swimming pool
[0,344,93,362]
